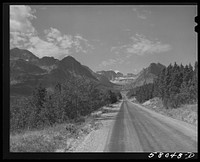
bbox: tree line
[10,76,122,133]
[127,61,198,108]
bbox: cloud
[132,7,151,20]
[73,34,95,53]
[11,27,95,59]
[10,32,27,48]
[111,34,172,56]
[111,45,127,53]
[98,57,125,68]
[59,35,73,49]
[27,36,70,58]
[101,59,117,67]
[126,36,171,55]
[10,5,36,33]
[10,5,37,49]
[10,5,95,58]
[26,29,94,59]
[44,27,62,42]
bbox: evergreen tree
[156,67,166,99]
[169,63,183,96]
[128,62,198,108]
[183,64,193,85]
[189,61,198,102]
[163,64,173,100]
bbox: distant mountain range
[94,62,165,88]
[96,70,138,85]
[96,70,123,80]
[10,47,166,95]
[10,48,117,96]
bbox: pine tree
[189,61,198,102]
[183,64,193,85]
[156,67,166,99]
[163,64,173,100]
[169,63,183,96]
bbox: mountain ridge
[10,48,116,96]
[128,62,166,89]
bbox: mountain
[96,70,138,86]
[129,62,165,88]
[10,48,39,63]
[38,56,59,66]
[96,70,122,81]
[81,65,117,87]
[10,59,46,75]
[58,56,98,81]
[116,72,123,77]
[10,48,115,96]
[127,73,137,77]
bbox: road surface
[104,98,197,152]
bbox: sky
[10,5,197,74]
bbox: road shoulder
[73,101,122,152]
[128,100,197,142]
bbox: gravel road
[74,99,197,152]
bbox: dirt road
[104,99,197,152]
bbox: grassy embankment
[9,101,121,152]
[10,115,103,152]
[132,97,198,126]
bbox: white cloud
[111,34,171,56]
[28,36,69,58]
[59,35,73,49]
[111,45,127,54]
[10,32,27,46]
[26,28,94,59]
[10,31,34,49]
[10,5,36,33]
[137,14,147,20]
[126,36,171,55]
[102,59,117,67]
[98,57,125,68]
[132,7,151,20]
[44,27,62,42]
[74,34,87,41]
[9,5,95,59]
[73,34,95,53]
[10,5,37,49]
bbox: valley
[9,47,198,154]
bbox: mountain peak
[10,48,39,62]
[150,62,157,67]
[147,62,165,75]
[60,55,81,67]
[39,56,58,66]
[62,55,77,61]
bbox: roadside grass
[141,98,198,126]
[164,104,197,125]
[10,101,122,152]
[10,123,74,152]
[10,108,110,152]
